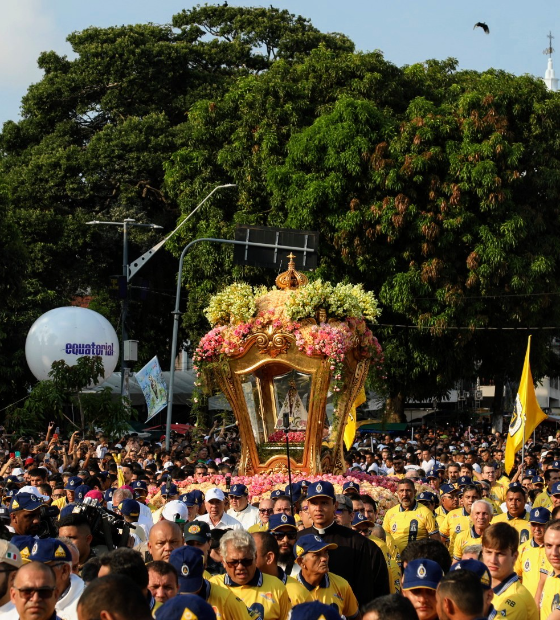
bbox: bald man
[147,521,183,562]
[11,562,58,620]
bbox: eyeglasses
[225,558,254,568]
[13,587,56,600]
[259,508,273,514]
[270,531,297,540]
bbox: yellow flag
[504,336,547,474]
[344,387,367,451]
[113,453,126,488]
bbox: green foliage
[7,357,132,438]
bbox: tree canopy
[2,4,560,422]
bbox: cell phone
[9,453,14,459]
[15,452,20,458]
[44,458,50,463]
[53,434,59,441]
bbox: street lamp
[86,218,163,398]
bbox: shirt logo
[259,592,274,603]
[524,560,531,571]
[391,522,397,532]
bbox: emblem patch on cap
[232,486,237,492]
[281,514,287,523]
[55,546,66,558]
[417,564,427,578]
[295,545,304,557]
[314,535,321,542]
[535,510,540,516]
[181,564,190,577]
[189,525,201,534]
[31,543,38,556]
[180,609,197,620]
[21,547,30,559]
[316,484,322,492]
[11,500,19,510]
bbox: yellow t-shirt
[491,512,531,545]
[369,536,401,594]
[488,483,507,504]
[440,507,470,551]
[382,502,439,554]
[452,526,483,561]
[295,571,359,619]
[285,576,311,605]
[540,571,560,620]
[211,571,290,620]
[491,573,538,620]
[515,540,546,597]
[201,580,254,620]
[534,490,553,511]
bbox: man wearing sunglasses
[10,562,59,620]
[0,540,23,615]
[267,514,299,576]
[248,499,274,533]
[29,538,84,620]
[226,484,259,529]
[211,529,290,620]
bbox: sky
[0,1,557,127]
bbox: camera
[37,505,60,539]
[71,498,130,549]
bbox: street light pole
[86,218,163,398]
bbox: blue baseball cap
[402,559,444,590]
[551,461,560,471]
[270,489,288,500]
[9,493,42,513]
[168,546,205,594]
[532,476,545,484]
[104,488,115,503]
[132,481,148,492]
[75,485,91,503]
[508,482,525,494]
[285,483,302,503]
[526,468,538,477]
[440,484,459,495]
[228,484,248,497]
[450,559,491,589]
[60,504,76,518]
[161,483,178,496]
[28,538,72,564]
[64,476,82,491]
[306,481,336,501]
[426,470,438,479]
[155,593,216,620]
[352,512,374,527]
[11,535,35,562]
[189,490,204,505]
[119,499,140,518]
[530,507,551,524]
[417,491,436,504]
[342,481,360,495]
[179,493,195,507]
[551,482,560,496]
[294,534,338,559]
[457,476,472,487]
[288,601,342,620]
[268,513,297,531]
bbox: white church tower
[544,31,559,91]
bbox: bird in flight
[474,22,490,34]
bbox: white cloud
[0,0,63,89]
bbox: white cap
[11,468,24,476]
[163,461,174,469]
[206,488,225,502]
[19,485,50,501]
[161,500,188,523]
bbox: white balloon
[25,307,120,383]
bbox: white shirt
[226,504,260,529]
[197,512,243,530]
[56,573,85,620]
[137,501,154,534]
[0,599,16,619]
[421,459,435,472]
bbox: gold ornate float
[193,256,383,475]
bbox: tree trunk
[491,374,505,433]
[385,392,405,423]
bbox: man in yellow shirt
[440,484,481,551]
[481,522,538,620]
[491,483,531,544]
[453,499,492,561]
[434,485,460,531]
[533,466,560,510]
[515,507,551,597]
[211,529,290,620]
[294,534,359,619]
[540,519,560,619]
[382,479,440,554]
[481,465,506,505]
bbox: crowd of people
[1,419,560,619]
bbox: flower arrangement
[146,472,402,523]
[267,430,306,443]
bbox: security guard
[382,479,440,554]
[491,483,531,544]
[294,534,359,619]
[515,507,551,597]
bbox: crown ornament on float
[192,256,384,475]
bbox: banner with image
[135,356,168,422]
